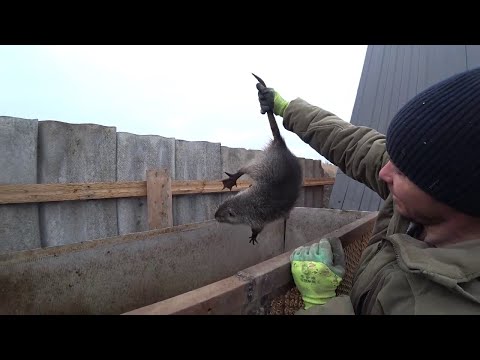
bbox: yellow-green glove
[256,83,290,117]
[290,237,346,310]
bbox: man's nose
[379,161,393,183]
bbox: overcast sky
[0,45,367,162]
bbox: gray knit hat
[386,67,480,217]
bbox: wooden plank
[173,178,334,195]
[123,272,250,315]
[0,181,146,204]
[122,211,378,315]
[173,180,251,195]
[147,169,172,230]
[0,178,335,204]
[302,178,335,187]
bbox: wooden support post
[147,169,173,230]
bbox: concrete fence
[0,116,332,254]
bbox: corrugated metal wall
[329,45,480,211]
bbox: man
[256,67,480,315]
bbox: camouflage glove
[290,237,346,310]
[256,83,290,117]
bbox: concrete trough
[0,208,376,315]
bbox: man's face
[379,160,450,225]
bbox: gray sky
[0,45,367,162]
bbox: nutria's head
[214,198,244,225]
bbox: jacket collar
[386,234,480,303]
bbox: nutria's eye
[228,211,235,217]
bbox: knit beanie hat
[386,67,480,217]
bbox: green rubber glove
[290,237,346,310]
[256,83,290,117]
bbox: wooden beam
[0,177,335,204]
[147,169,173,230]
[303,178,335,187]
[0,181,146,204]
[172,180,252,195]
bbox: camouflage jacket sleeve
[283,98,390,200]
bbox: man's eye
[394,168,405,176]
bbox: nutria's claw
[252,73,266,87]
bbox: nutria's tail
[252,73,284,145]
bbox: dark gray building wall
[329,45,480,211]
